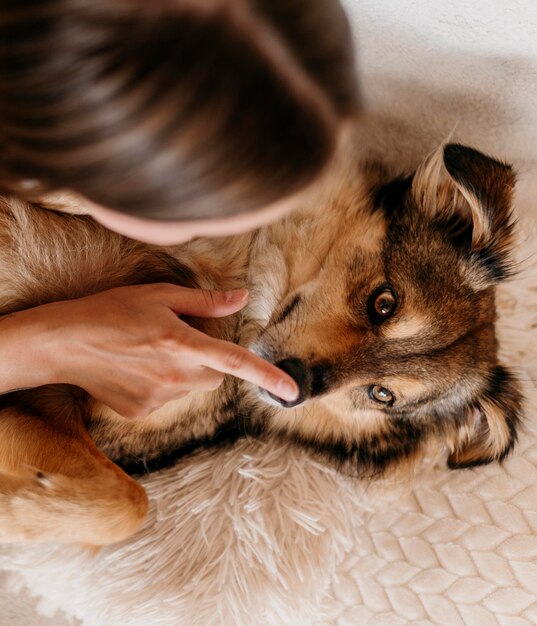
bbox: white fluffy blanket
[2,1,537,624]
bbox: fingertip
[276,378,300,402]
[223,289,249,304]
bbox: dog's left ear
[448,365,523,469]
[412,143,517,285]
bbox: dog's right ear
[448,364,523,469]
[412,143,517,286]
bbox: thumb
[163,286,249,318]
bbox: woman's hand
[0,283,299,419]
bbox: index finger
[193,333,299,402]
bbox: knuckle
[145,282,178,302]
[144,360,188,390]
[127,283,162,298]
[151,329,181,352]
[223,348,245,371]
[200,289,219,309]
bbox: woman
[0,0,359,418]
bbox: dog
[0,137,523,546]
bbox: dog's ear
[412,143,517,285]
[448,365,523,469]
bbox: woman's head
[0,0,359,237]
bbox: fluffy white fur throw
[2,1,537,624]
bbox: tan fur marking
[412,145,445,218]
[383,314,427,340]
[478,399,512,457]
[450,401,511,466]
[380,377,430,403]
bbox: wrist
[0,305,66,391]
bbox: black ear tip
[443,143,467,158]
[443,143,477,181]
[443,142,481,169]
[443,143,513,177]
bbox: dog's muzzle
[267,357,309,408]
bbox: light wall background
[342,0,537,213]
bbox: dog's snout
[277,358,308,389]
[269,358,308,408]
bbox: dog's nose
[269,358,308,408]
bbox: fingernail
[278,379,299,402]
[224,289,248,303]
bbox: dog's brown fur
[0,137,523,545]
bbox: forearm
[0,308,59,394]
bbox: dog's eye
[367,285,398,324]
[369,385,395,405]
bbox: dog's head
[248,143,523,475]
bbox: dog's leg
[0,399,148,546]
